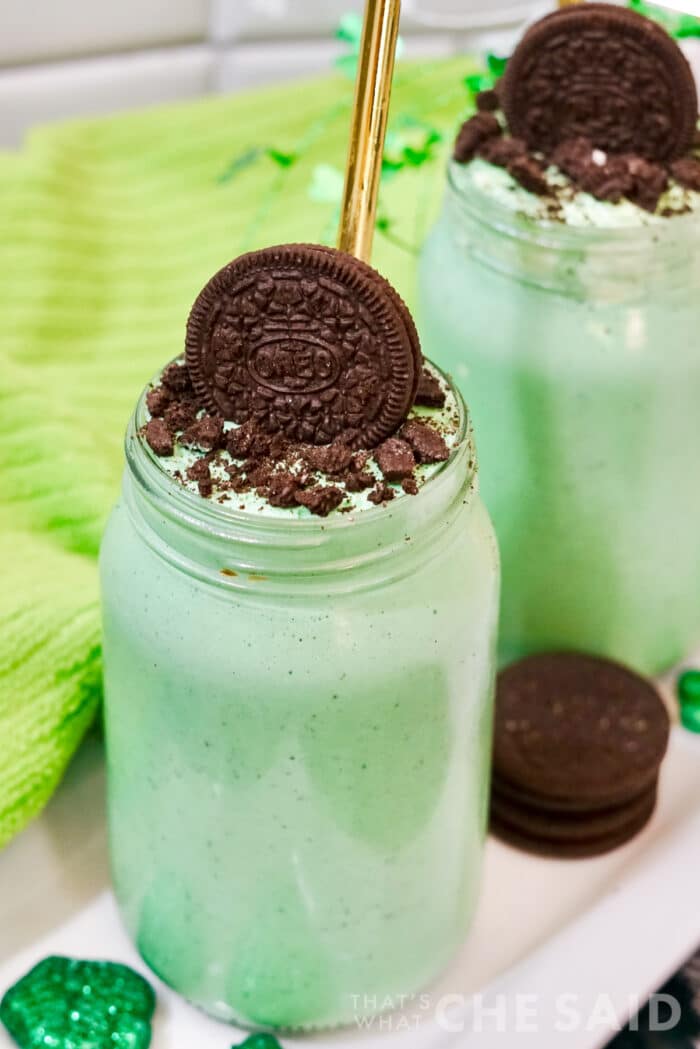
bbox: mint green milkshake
[420,161,700,672]
[419,3,700,673]
[100,358,499,1030]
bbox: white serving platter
[1,688,699,1049]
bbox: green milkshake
[419,3,700,672]
[100,246,499,1029]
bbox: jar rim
[446,158,700,253]
[125,357,475,546]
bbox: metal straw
[337,0,402,262]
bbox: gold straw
[337,0,402,262]
[557,0,583,6]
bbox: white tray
[1,709,699,1049]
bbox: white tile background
[0,0,548,146]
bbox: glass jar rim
[446,157,700,254]
[126,358,473,540]
[122,359,478,591]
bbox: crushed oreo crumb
[226,420,257,459]
[368,482,395,506]
[457,100,700,216]
[161,361,194,395]
[670,156,700,190]
[146,386,171,417]
[414,367,446,408]
[294,485,344,517]
[181,414,225,452]
[187,457,214,497]
[478,135,528,167]
[164,398,199,433]
[145,418,174,457]
[304,441,354,475]
[142,358,458,517]
[508,154,549,196]
[267,472,301,508]
[476,89,500,113]
[625,156,668,212]
[454,113,501,163]
[375,437,416,481]
[400,419,449,464]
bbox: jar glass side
[100,373,500,1029]
[418,170,700,671]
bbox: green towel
[0,57,471,849]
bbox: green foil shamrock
[0,957,156,1049]
[233,1035,283,1049]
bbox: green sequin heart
[0,957,155,1049]
[233,1035,283,1049]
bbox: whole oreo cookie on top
[500,3,698,161]
[493,652,670,808]
[186,244,421,448]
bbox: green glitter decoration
[233,1035,283,1049]
[678,669,700,734]
[0,957,155,1049]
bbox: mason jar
[418,160,700,675]
[99,366,500,1031]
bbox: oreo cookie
[186,244,421,448]
[491,791,658,860]
[501,3,698,161]
[491,652,670,858]
[491,785,657,844]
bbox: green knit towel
[0,57,470,849]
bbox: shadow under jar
[419,161,700,674]
[99,367,500,1031]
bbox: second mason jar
[100,366,499,1030]
[419,161,700,674]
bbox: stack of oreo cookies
[491,653,671,859]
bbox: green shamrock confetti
[383,116,442,177]
[335,11,364,80]
[464,53,508,99]
[678,669,700,733]
[335,11,404,80]
[217,147,266,184]
[486,52,509,78]
[629,0,700,38]
[266,149,296,169]
[464,72,491,94]
[0,957,155,1049]
[232,1035,283,1049]
[218,146,296,185]
[308,163,345,205]
[335,10,363,46]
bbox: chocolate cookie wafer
[186,244,421,448]
[500,3,698,161]
[490,652,670,858]
[491,790,658,860]
[491,784,657,844]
